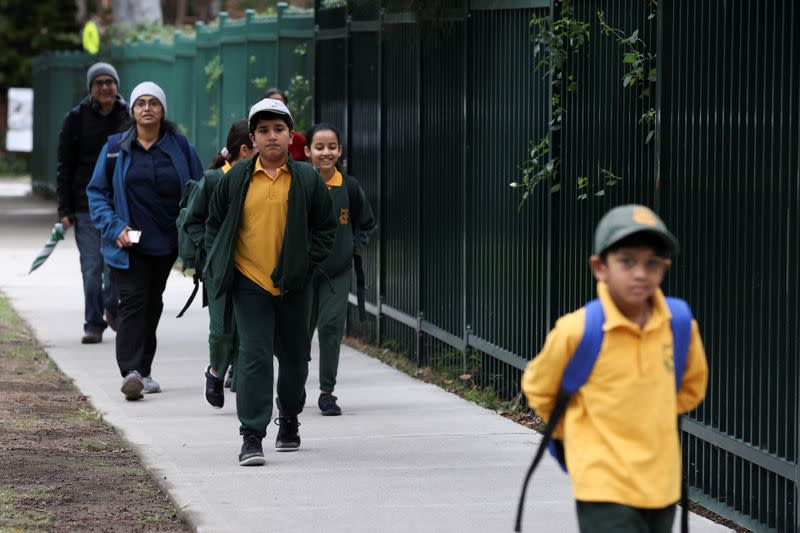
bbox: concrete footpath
[0,186,730,533]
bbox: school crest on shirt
[663,343,675,373]
[339,208,349,225]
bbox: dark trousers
[73,211,118,333]
[233,271,311,439]
[576,501,676,533]
[207,289,237,382]
[309,269,350,393]
[111,249,176,378]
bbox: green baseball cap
[594,204,679,256]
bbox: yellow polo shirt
[326,169,343,189]
[234,157,291,296]
[522,282,708,508]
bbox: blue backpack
[514,298,692,532]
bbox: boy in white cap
[57,62,128,344]
[203,98,336,465]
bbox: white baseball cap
[248,98,293,129]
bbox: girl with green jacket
[304,123,376,415]
[183,120,255,408]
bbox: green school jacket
[203,156,337,299]
[321,175,376,276]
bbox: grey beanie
[86,62,120,91]
[129,81,168,117]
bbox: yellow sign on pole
[82,21,100,55]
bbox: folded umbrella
[29,223,66,274]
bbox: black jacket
[57,95,129,218]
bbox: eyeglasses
[92,79,116,88]
[134,99,162,110]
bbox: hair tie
[220,147,230,160]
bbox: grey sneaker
[121,371,144,401]
[142,376,161,394]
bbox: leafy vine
[597,1,657,144]
[511,0,589,206]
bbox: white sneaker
[141,375,161,394]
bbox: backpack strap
[104,132,124,191]
[176,274,200,318]
[666,297,692,390]
[515,300,605,531]
[345,175,368,322]
[546,299,605,470]
[561,299,606,394]
[666,297,692,533]
[344,175,362,226]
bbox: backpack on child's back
[514,297,693,532]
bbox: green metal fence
[31,5,314,195]
[318,1,799,531]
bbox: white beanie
[129,81,167,116]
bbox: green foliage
[515,0,588,205]
[204,55,223,92]
[0,0,80,93]
[0,487,54,529]
[511,135,559,208]
[0,153,30,176]
[530,0,589,131]
[597,5,657,144]
[106,22,195,46]
[287,73,311,133]
[577,168,622,201]
[251,76,269,90]
[206,104,219,128]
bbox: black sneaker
[274,416,301,451]
[239,435,265,466]
[204,365,224,408]
[224,367,233,389]
[318,393,342,416]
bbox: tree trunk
[175,0,188,25]
[75,0,87,22]
[112,0,162,25]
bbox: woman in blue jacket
[87,81,203,401]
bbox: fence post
[376,6,384,347]
[277,2,288,87]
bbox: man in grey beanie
[57,61,130,344]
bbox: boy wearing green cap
[521,204,709,532]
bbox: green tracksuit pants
[309,269,351,393]
[232,271,311,439]
[576,502,675,533]
[207,289,237,387]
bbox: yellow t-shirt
[521,282,708,508]
[234,157,291,296]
